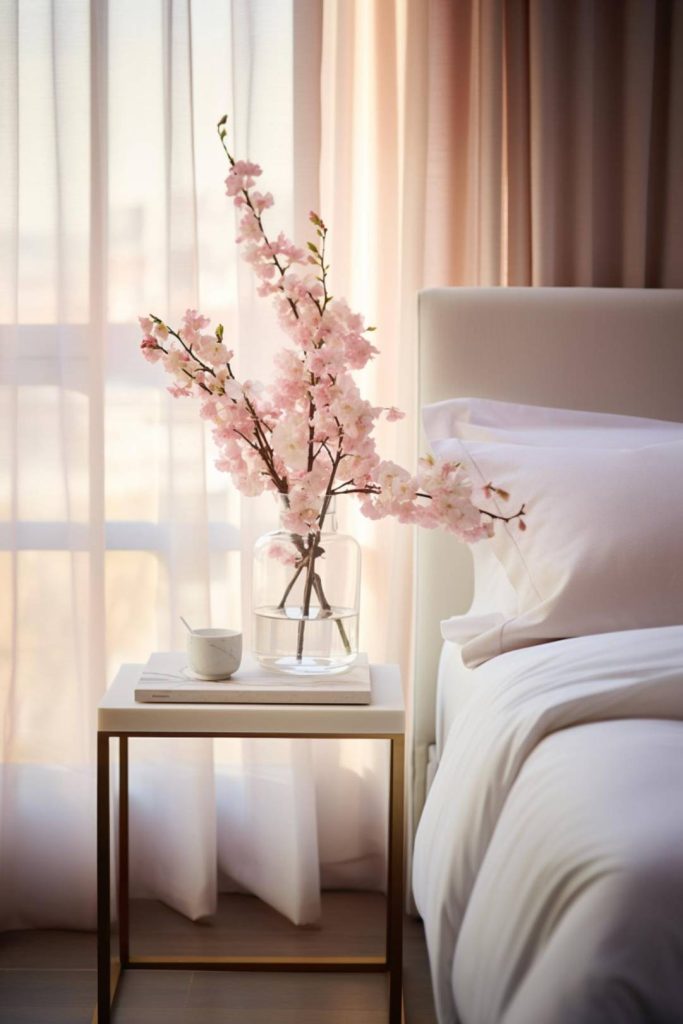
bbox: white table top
[98,662,404,736]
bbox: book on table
[134,652,371,705]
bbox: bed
[410,287,683,1024]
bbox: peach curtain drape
[408,0,683,289]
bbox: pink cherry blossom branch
[218,117,304,326]
[217,120,349,487]
[144,314,288,493]
[330,480,525,525]
[140,119,527,580]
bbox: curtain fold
[411,0,683,290]
[0,0,98,931]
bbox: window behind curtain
[0,0,303,700]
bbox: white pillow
[424,401,683,667]
[424,397,683,448]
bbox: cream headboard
[411,286,683,856]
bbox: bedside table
[95,662,405,1023]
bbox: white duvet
[413,625,683,1024]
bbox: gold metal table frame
[95,728,405,1024]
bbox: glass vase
[253,498,360,675]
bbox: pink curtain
[405,0,683,288]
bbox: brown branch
[481,503,526,524]
[218,121,301,323]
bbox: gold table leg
[387,735,405,1024]
[118,736,129,967]
[96,732,111,1024]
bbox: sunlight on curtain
[320,0,416,676]
[0,0,387,930]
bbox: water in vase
[254,603,359,675]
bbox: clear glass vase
[253,498,360,675]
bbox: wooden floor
[0,893,437,1024]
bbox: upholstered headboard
[410,286,683,862]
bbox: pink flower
[163,348,191,376]
[225,160,262,197]
[140,337,163,363]
[183,309,210,332]
[236,210,263,243]
[200,397,218,420]
[386,406,405,422]
[253,261,277,281]
[271,416,310,472]
[250,190,274,215]
[281,487,323,534]
[358,496,384,521]
[193,334,233,367]
[262,232,302,263]
[234,160,262,178]
[344,334,379,370]
[153,322,169,342]
[223,379,245,401]
[306,343,345,379]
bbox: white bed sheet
[413,625,683,1024]
[435,641,479,760]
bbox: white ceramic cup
[187,628,242,679]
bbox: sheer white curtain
[0,0,388,931]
